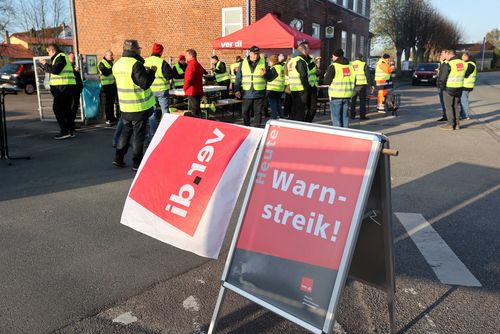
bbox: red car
[412,62,439,86]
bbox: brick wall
[73,0,370,69]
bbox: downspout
[246,0,250,26]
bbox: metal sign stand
[208,121,397,334]
[0,88,31,165]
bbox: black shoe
[437,117,447,122]
[112,160,126,168]
[360,116,370,120]
[54,133,71,140]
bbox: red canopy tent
[213,13,321,50]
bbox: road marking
[112,311,137,325]
[395,212,482,287]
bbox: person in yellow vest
[266,54,285,119]
[229,56,242,83]
[375,53,393,112]
[436,49,449,122]
[98,50,119,125]
[282,54,292,118]
[172,55,187,88]
[350,54,373,120]
[234,45,273,127]
[439,49,465,130]
[144,43,173,143]
[210,55,230,98]
[460,52,476,120]
[323,49,355,127]
[288,42,314,121]
[39,44,77,139]
[112,39,156,170]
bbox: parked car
[412,62,439,86]
[0,60,36,94]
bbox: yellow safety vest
[241,57,266,91]
[267,64,285,92]
[287,56,307,92]
[328,63,355,98]
[350,60,368,85]
[375,59,391,82]
[446,58,465,89]
[214,61,230,83]
[99,58,115,86]
[230,62,240,83]
[308,58,318,87]
[112,57,155,113]
[49,53,76,86]
[284,60,290,86]
[463,61,476,89]
[144,55,170,92]
[173,63,185,88]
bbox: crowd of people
[37,39,405,171]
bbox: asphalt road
[1,72,499,334]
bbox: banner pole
[208,286,227,334]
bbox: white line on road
[395,212,482,287]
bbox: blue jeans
[112,117,123,147]
[438,88,446,118]
[147,90,170,144]
[330,98,350,127]
[268,95,283,119]
[460,90,470,119]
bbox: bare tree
[0,0,15,35]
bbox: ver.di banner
[121,114,263,258]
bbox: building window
[360,35,365,56]
[312,23,320,39]
[351,33,357,60]
[362,0,367,16]
[341,31,347,52]
[353,0,358,13]
[222,7,243,37]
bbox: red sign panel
[235,125,374,270]
[129,117,250,236]
[342,67,352,77]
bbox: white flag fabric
[120,114,263,258]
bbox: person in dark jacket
[211,55,230,98]
[172,55,187,88]
[68,52,83,125]
[184,49,207,117]
[234,45,273,127]
[288,43,311,121]
[112,39,156,170]
[39,44,77,139]
[439,50,465,130]
[436,50,448,122]
[98,50,119,124]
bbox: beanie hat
[152,43,164,54]
[333,49,344,57]
[178,54,186,61]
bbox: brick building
[73,0,370,69]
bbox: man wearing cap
[350,54,373,120]
[375,53,393,112]
[324,49,355,128]
[144,43,173,141]
[211,55,230,98]
[112,39,156,171]
[287,42,314,122]
[234,45,273,127]
[173,55,187,88]
[98,50,119,125]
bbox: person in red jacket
[183,49,207,117]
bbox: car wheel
[24,83,36,95]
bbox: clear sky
[429,0,499,43]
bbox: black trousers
[52,91,75,135]
[188,95,202,117]
[305,87,318,122]
[70,92,81,122]
[242,98,265,127]
[443,91,460,128]
[115,118,148,168]
[350,85,367,118]
[290,90,307,121]
[283,93,292,117]
[218,80,230,99]
[102,84,118,122]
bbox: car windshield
[0,63,21,74]
[417,64,438,71]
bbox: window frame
[221,7,243,37]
